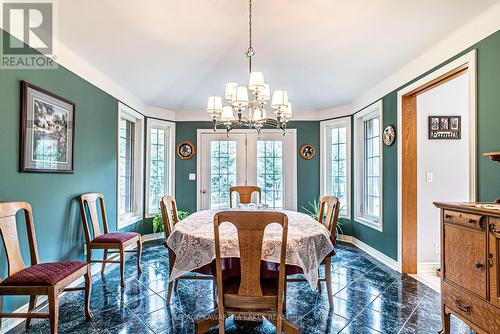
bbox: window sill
[144,211,159,219]
[118,215,143,229]
[354,216,383,232]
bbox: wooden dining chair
[78,193,142,288]
[0,202,92,334]
[160,196,216,304]
[287,195,339,306]
[195,211,300,334]
[229,186,262,208]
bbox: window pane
[257,141,283,209]
[338,127,346,144]
[328,125,348,216]
[363,117,380,219]
[148,128,168,212]
[332,128,339,144]
[119,118,134,215]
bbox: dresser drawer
[443,224,487,298]
[444,210,485,230]
[442,282,500,333]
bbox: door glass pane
[210,141,237,209]
[257,141,283,209]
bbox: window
[364,116,380,219]
[320,117,351,218]
[354,101,383,231]
[119,118,135,215]
[257,140,283,209]
[145,119,175,216]
[117,103,144,228]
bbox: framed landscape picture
[20,81,75,173]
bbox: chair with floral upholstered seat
[78,193,142,288]
[0,201,92,334]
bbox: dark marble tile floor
[9,240,475,334]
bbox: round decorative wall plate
[300,144,316,160]
[383,125,396,146]
[177,141,196,160]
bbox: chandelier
[206,0,292,134]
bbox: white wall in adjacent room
[416,72,470,266]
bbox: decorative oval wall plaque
[177,141,196,160]
[300,144,316,160]
[383,125,396,146]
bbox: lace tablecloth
[166,209,334,289]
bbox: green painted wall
[349,29,500,260]
[0,30,147,313]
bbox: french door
[198,129,296,211]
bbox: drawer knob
[453,299,471,313]
[445,214,451,219]
[475,262,484,269]
[468,219,475,224]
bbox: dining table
[166,208,335,289]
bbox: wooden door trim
[397,50,477,274]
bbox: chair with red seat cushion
[0,262,87,286]
[0,202,92,334]
[92,232,139,244]
[79,193,142,288]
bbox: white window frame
[320,117,351,218]
[145,119,176,217]
[354,100,383,231]
[117,102,144,229]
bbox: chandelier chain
[246,0,254,73]
[249,0,252,51]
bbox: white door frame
[396,50,477,272]
[196,128,297,211]
[199,132,246,211]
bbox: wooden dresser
[434,202,500,333]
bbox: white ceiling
[57,0,498,112]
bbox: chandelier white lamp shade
[220,106,235,122]
[271,90,289,111]
[233,86,249,108]
[224,82,238,101]
[248,71,265,92]
[207,96,223,114]
[206,0,291,134]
